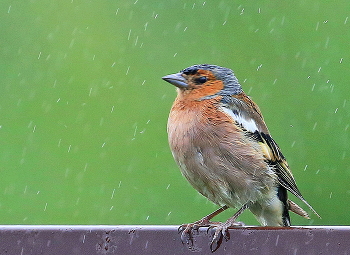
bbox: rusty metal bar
[0,225,348,254]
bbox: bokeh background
[0,0,349,226]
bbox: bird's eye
[195,76,207,84]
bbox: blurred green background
[0,0,349,226]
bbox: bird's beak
[162,73,188,88]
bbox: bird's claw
[178,220,214,246]
[179,219,245,251]
[179,224,194,245]
[209,221,245,252]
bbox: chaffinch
[162,64,320,251]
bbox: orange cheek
[182,80,224,101]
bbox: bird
[162,64,320,251]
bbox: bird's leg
[179,205,229,245]
[210,203,249,252]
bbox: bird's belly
[167,107,276,209]
[173,148,274,209]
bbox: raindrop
[316,169,320,174]
[334,108,338,113]
[166,184,171,190]
[247,86,253,94]
[311,84,315,91]
[315,22,319,31]
[111,106,115,113]
[141,80,146,86]
[115,8,119,15]
[167,211,172,216]
[256,64,262,71]
[44,203,48,211]
[144,22,149,31]
[340,58,343,63]
[222,21,227,25]
[146,215,150,220]
[324,37,330,49]
[65,168,70,177]
[111,188,116,199]
[312,122,317,130]
[317,67,321,73]
[118,181,122,188]
[69,39,75,49]
[344,17,348,24]
[126,66,130,75]
[37,52,42,59]
[7,5,11,13]
[132,125,137,140]
[329,192,332,198]
[275,235,280,246]
[111,62,116,67]
[192,3,195,9]
[110,206,114,211]
[291,141,296,147]
[303,165,308,171]
[127,29,132,40]
[173,53,177,57]
[240,8,245,15]
[68,145,72,152]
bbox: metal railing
[0,225,349,254]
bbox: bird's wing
[220,94,320,217]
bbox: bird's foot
[178,218,221,246]
[209,220,245,252]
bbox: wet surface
[0,225,349,254]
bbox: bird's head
[162,64,242,100]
